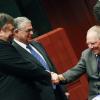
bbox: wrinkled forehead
[19,22,32,29]
[86,31,99,43]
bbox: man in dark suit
[12,17,67,100]
[0,13,57,100]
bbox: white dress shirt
[14,39,48,67]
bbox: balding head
[86,25,100,55]
[87,25,100,42]
[14,17,31,29]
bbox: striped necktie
[26,44,50,71]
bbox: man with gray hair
[12,16,67,100]
[52,25,100,100]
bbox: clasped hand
[51,72,60,84]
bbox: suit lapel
[12,41,45,69]
[89,52,97,74]
[31,41,56,71]
[13,40,56,72]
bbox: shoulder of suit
[31,41,42,46]
[83,48,91,53]
[31,40,38,43]
[82,48,94,57]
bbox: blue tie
[26,44,50,70]
[26,44,56,89]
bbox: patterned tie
[26,44,50,71]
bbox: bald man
[53,25,100,100]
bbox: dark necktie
[97,55,100,74]
[26,44,50,71]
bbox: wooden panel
[35,28,77,71]
[42,0,97,58]
[35,28,88,100]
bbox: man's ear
[14,29,18,33]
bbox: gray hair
[0,13,14,28]
[87,25,100,39]
[14,17,31,29]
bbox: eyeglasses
[18,28,33,33]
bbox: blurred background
[0,0,97,58]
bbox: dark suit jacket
[0,40,56,100]
[12,40,67,100]
[63,48,100,100]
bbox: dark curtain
[0,0,21,17]
[42,0,97,58]
[0,0,97,57]
[15,0,52,36]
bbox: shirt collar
[14,38,27,49]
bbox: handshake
[50,72,65,84]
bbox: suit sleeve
[62,51,86,83]
[0,45,51,81]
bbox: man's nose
[89,44,94,49]
[30,31,33,35]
